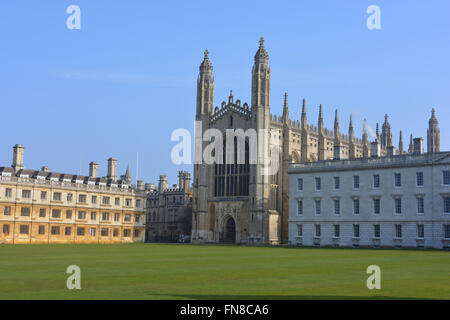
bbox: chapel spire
[282,93,289,123]
[196,49,214,118]
[334,109,340,143]
[349,114,354,142]
[427,108,440,153]
[318,104,324,133]
[398,131,404,155]
[301,99,307,130]
[251,37,270,109]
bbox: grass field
[0,243,449,299]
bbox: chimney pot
[89,161,98,178]
[107,158,117,180]
[12,144,24,172]
[413,138,424,155]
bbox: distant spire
[301,99,307,130]
[318,104,324,133]
[381,114,392,148]
[399,131,404,155]
[200,48,212,72]
[427,108,440,153]
[123,164,132,184]
[348,114,354,141]
[334,109,340,141]
[408,133,413,153]
[282,93,289,123]
[254,37,269,63]
[376,123,380,141]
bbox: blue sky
[0,1,449,185]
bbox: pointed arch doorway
[221,216,236,243]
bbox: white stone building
[288,146,450,249]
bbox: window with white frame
[22,190,31,199]
[297,224,303,237]
[373,198,380,214]
[417,224,424,238]
[373,224,380,238]
[78,211,86,220]
[353,224,360,238]
[315,200,321,215]
[51,209,61,218]
[53,192,61,201]
[334,177,340,190]
[315,177,321,191]
[297,178,303,191]
[297,200,303,215]
[334,199,340,215]
[78,194,87,203]
[353,175,359,189]
[334,224,340,238]
[395,224,402,238]
[444,225,450,239]
[417,197,424,214]
[394,173,401,188]
[373,174,380,188]
[77,227,85,236]
[90,228,96,237]
[20,225,29,234]
[416,172,424,187]
[444,197,450,214]
[353,199,360,214]
[102,196,110,205]
[21,207,30,216]
[315,224,321,237]
[395,198,402,214]
[51,226,60,235]
[443,171,450,186]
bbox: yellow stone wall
[0,179,146,244]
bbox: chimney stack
[178,171,191,193]
[137,180,144,191]
[145,183,155,192]
[41,166,50,173]
[413,138,424,155]
[12,144,24,172]
[371,141,381,158]
[107,158,117,180]
[158,175,168,193]
[387,146,395,157]
[89,161,98,178]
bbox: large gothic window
[214,137,249,197]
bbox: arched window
[214,136,249,197]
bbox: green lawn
[0,243,449,299]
